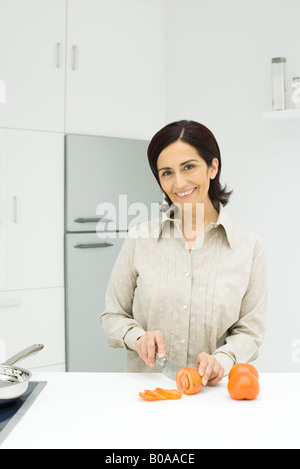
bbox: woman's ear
[210,157,219,180]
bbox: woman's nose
[173,172,188,189]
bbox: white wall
[164,0,300,371]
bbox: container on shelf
[291,77,300,109]
[271,57,287,111]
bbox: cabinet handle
[74,242,113,249]
[13,196,20,223]
[56,43,63,68]
[0,300,22,308]
[74,217,113,223]
[72,45,78,70]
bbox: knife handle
[155,352,167,368]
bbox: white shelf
[262,109,300,120]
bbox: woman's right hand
[135,330,166,367]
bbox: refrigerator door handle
[74,242,114,249]
[74,217,113,223]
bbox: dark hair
[147,120,232,207]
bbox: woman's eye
[184,164,194,171]
[162,171,171,177]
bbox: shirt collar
[210,202,234,248]
[158,202,234,248]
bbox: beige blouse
[99,203,268,376]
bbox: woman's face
[157,140,218,210]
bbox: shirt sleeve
[99,235,146,351]
[213,237,268,375]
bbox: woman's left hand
[196,352,224,386]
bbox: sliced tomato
[144,389,168,400]
[155,388,182,399]
[176,367,202,395]
[138,392,157,401]
[139,388,183,401]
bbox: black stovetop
[0,381,47,444]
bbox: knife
[155,352,181,381]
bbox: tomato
[227,371,260,400]
[176,367,202,395]
[228,363,259,381]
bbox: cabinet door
[0,0,66,132]
[66,0,165,139]
[7,130,64,290]
[65,134,162,232]
[0,130,8,290]
[65,232,126,372]
[0,288,65,369]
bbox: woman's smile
[175,187,197,199]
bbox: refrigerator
[64,133,162,371]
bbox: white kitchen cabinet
[66,0,165,139]
[0,130,8,290]
[0,129,64,291]
[0,0,164,137]
[0,0,66,132]
[0,287,65,369]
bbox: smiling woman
[156,140,219,245]
[100,119,268,387]
[147,120,232,207]
[148,120,232,249]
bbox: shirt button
[183,305,188,310]
[194,243,199,249]
[185,272,191,277]
[181,339,186,344]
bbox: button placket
[175,257,191,364]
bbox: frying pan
[0,344,44,400]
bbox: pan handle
[2,344,44,366]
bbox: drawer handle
[74,242,113,249]
[74,217,113,223]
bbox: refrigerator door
[65,232,127,371]
[65,134,162,233]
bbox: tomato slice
[155,388,182,399]
[144,389,168,400]
[139,392,157,401]
[139,388,183,401]
[176,367,202,395]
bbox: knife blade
[155,352,181,381]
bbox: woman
[100,120,268,386]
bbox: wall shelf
[262,109,300,120]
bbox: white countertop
[1,371,300,449]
